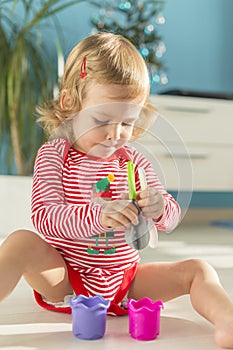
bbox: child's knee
[2,230,43,256]
[185,259,219,287]
[6,229,37,245]
[190,258,217,275]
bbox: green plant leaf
[0,0,85,174]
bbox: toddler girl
[0,33,232,348]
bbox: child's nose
[106,123,122,140]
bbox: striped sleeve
[130,146,181,233]
[31,139,106,240]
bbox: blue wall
[6,0,233,95]
[160,0,233,94]
[53,0,233,95]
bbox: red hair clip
[80,56,87,79]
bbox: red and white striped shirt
[31,138,180,300]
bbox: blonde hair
[37,32,155,139]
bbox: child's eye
[122,121,133,127]
[94,118,109,125]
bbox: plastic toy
[127,297,164,341]
[69,294,110,340]
[125,161,150,250]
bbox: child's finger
[101,200,139,228]
[120,203,139,225]
[119,192,129,200]
[138,194,159,207]
[137,187,157,200]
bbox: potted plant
[0,0,82,175]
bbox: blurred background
[0,0,232,220]
[56,0,233,96]
[1,0,233,176]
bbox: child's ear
[60,89,72,110]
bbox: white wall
[0,176,34,236]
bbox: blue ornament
[144,24,154,35]
[139,47,149,58]
[152,74,160,84]
[119,1,131,11]
[92,17,99,25]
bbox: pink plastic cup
[127,297,164,341]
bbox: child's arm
[31,140,108,240]
[137,174,181,233]
[131,149,181,233]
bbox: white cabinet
[139,95,233,191]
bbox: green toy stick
[126,161,149,250]
[127,161,137,200]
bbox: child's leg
[128,260,233,349]
[0,230,73,303]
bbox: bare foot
[215,321,233,349]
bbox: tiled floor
[0,223,232,350]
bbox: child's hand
[137,187,164,220]
[101,200,139,230]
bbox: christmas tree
[90,0,167,87]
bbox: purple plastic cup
[69,295,110,340]
[127,297,164,341]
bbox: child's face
[73,83,144,158]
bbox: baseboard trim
[182,208,233,224]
